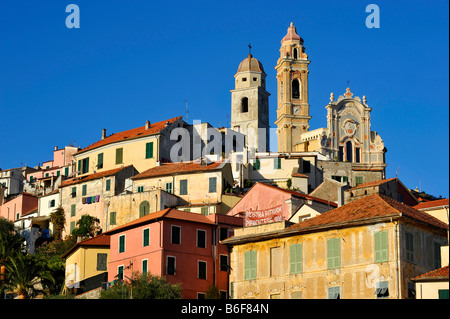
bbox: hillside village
[0,23,448,300]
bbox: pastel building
[104,208,243,299]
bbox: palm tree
[5,253,55,299]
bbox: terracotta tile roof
[412,266,449,281]
[59,165,133,188]
[75,116,182,155]
[414,198,449,210]
[132,161,225,180]
[348,177,397,190]
[288,194,448,232]
[62,234,111,258]
[103,208,215,235]
[258,183,338,207]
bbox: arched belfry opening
[293,48,298,59]
[292,79,300,99]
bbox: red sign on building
[244,205,284,227]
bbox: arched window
[292,79,300,99]
[346,141,353,162]
[241,97,248,113]
[139,201,150,217]
[293,48,298,59]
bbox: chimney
[54,146,58,151]
[145,120,150,130]
[102,129,106,140]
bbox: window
[71,204,76,217]
[293,48,298,59]
[327,238,341,269]
[405,232,414,263]
[439,289,449,299]
[197,230,206,248]
[201,206,208,216]
[115,148,123,164]
[57,171,60,177]
[119,235,125,253]
[167,256,176,275]
[179,179,188,195]
[374,231,388,263]
[241,97,248,113]
[137,186,144,193]
[71,187,77,198]
[79,157,89,174]
[171,225,181,245]
[110,211,116,225]
[242,77,247,82]
[209,177,217,193]
[64,167,69,176]
[253,159,260,170]
[117,266,124,280]
[29,176,34,183]
[139,201,150,217]
[143,228,150,247]
[97,253,107,271]
[244,250,257,280]
[346,141,353,162]
[355,176,364,186]
[220,255,228,271]
[82,184,87,196]
[338,146,344,162]
[97,153,104,169]
[328,286,341,299]
[274,158,281,170]
[302,160,311,173]
[219,228,229,241]
[375,281,389,298]
[142,259,148,274]
[165,182,173,194]
[45,173,49,177]
[49,199,56,208]
[106,179,111,191]
[290,243,303,274]
[355,147,360,163]
[198,261,207,280]
[253,77,257,81]
[292,79,300,99]
[145,142,154,159]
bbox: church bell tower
[275,22,311,153]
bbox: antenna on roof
[185,100,189,122]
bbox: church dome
[281,22,303,44]
[237,54,266,74]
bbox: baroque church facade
[230,22,387,188]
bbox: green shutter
[355,176,364,186]
[106,179,111,191]
[180,180,188,195]
[65,167,69,176]
[82,185,87,196]
[406,232,414,262]
[98,153,103,169]
[142,260,148,274]
[143,228,150,247]
[71,204,76,217]
[110,211,116,225]
[72,187,76,198]
[327,238,340,269]
[116,148,123,164]
[375,231,388,263]
[209,177,217,193]
[85,157,89,173]
[290,243,303,274]
[254,159,260,170]
[119,235,125,253]
[439,289,449,299]
[145,142,154,159]
[274,158,281,169]
[245,250,257,280]
[70,221,75,234]
[78,160,82,174]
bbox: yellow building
[131,159,234,215]
[62,234,110,296]
[73,116,184,176]
[223,194,448,299]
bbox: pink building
[0,192,38,222]
[227,183,337,225]
[104,208,242,299]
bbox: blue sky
[0,0,448,197]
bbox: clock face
[293,106,301,114]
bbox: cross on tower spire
[248,43,252,55]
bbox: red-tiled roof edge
[59,165,133,188]
[61,234,111,258]
[75,116,183,155]
[411,266,449,281]
[103,208,172,235]
[131,161,225,180]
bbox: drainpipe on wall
[392,218,401,299]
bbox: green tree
[4,253,55,299]
[49,207,66,240]
[72,214,102,240]
[130,272,182,299]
